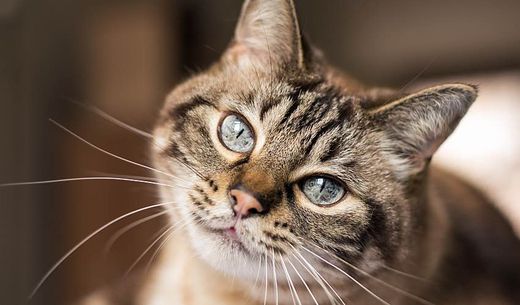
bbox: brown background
[1,0,519,304]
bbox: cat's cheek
[158,183,192,219]
[152,125,171,153]
[356,246,385,273]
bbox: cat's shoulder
[428,166,517,240]
[428,167,520,301]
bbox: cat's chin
[186,220,264,280]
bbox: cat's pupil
[302,176,345,206]
[220,114,254,153]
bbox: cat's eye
[218,113,255,153]
[300,176,345,206]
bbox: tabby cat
[83,0,520,304]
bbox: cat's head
[152,0,476,283]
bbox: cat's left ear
[224,0,305,70]
[369,83,477,179]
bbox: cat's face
[153,69,405,278]
[152,0,476,283]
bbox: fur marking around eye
[169,96,217,130]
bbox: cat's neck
[139,234,440,305]
[139,233,253,304]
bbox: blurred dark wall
[171,0,520,85]
[0,0,519,304]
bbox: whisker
[0,176,190,190]
[48,119,183,181]
[144,233,173,274]
[124,217,193,277]
[66,99,154,139]
[380,265,429,283]
[89,170,192,186]
[104,210,169,254]
[254,254,263,289]
[290,249,337,305]
[143,217,198,274]
[286,257,319,305]
[397,56,437,94]
[124,225,175,278]
[231,256,237,288]
[264,253,269,305]
[305,243,434,305]
[282,261,297,305]
[299,244,391,305]
[271,249,279,305]
[291,245,346,305]
[279,253,302,305]
[64,102,207,181]
[169,155,207,182]
[27,201,175,300]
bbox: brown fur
[81,0,520,304]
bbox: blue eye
[219,114,255,153]
[301,176,345,206]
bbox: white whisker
[279,253,302,305]
[124,217,193,277]
[104,210,169,254]
[286,257,319,305]
[264,253,269,305]
[305,243,434,305]
[291,245,345,305]
[144,233,173,274]
[0,176,189,190]
[144,217,200,274]
[299,244,391,305]
[69,100,153,138]
[27,201,174,300]
[381,265,429,283]
[124,225,174,277]
[89,171,192,187]
[282,261,297,305]
[290,249,336,305]
[48,119,184,181]
[271,249,279,305]
[63,104,207,181]
[254,254,263,289]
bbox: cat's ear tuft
[370,83,478,179]
[224,0,305,70]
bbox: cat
[81,0,520,304]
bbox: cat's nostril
[229,189,263,217]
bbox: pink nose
[230,189,264,217]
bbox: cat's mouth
[223,226,239,240]
[214,226,243,243]
[197,222,249,250]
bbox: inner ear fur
[369,83,478,178]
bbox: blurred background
[0,0,519,304]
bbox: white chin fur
[187,222,264,281]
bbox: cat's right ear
[223,0,305,70]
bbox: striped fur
[82,0,520,304]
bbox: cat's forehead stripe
[169,95,218,129]
[259,78,323,121]
[268,85,355,161]
[302,120,341,159]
